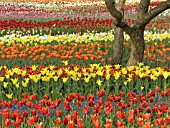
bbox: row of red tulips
[0,88,170,127]
[0,17,169,30]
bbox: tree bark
[112,27,124,65]
[112,0,125,65]
[126,28,145,67]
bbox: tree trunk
[126,28,145,67]
[112,27,124,65]
[111,0,125,65]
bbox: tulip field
[0,0,170,127]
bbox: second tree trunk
[126,28,145,67]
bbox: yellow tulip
[140,86,144,90]
[0,77,4,82]
[123,81,128,86]
[114,71,121,80]
[6,93,12,99]
[53,76,59,82]
[21,70,27,77]
[22,81,28,87]
[42,76,50,82]
[62,77,68,83]
[11,78,18,85]
[32,65,37,71]
[49,65,55,70]
[15,83,19,88]
[62,60,68,66]
[105,73,110,80]
[114,64,121,69]
[96,70,103,76]
[137,62,144,67]
[121,68,127,75]
[96,79,102,86]
[162,71,169,79]
[84,77,90,83]
[3,82,8,88]
[150,74,157,81]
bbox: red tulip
[2,110,9,119]
[119,91,124,97]
[152,105,159,112]
[161,125,169,128]
[165,115,170,124]
[137,117,144,126]
[4,118,12,127]
[64,100,71,110]
[144,113,151,121]
[17,101,23,107]
[82,106,89,114]
[13,98,18,104]
[64,115,72,125]
[161,103,168,112]
[142,101,148,108]
[77,118,84,128]
[142,122,153,128]
[157,111,163,118]
[35,122,44,128]
[43,94,49,99]
[68,120,74,128]
[40,99,46,106]
[27,117,35,126]
[104,106,112,115]
[55,117,62,126]
[29,94,37,101]
[93,120,100,128]
[97,89,106,97]
[154,118,164,126]
[89,99,94,107]
[131,98,137,104]
[98,98,103,105]
[91,114,98,122]
[94,104,102,114]
[23,111,28,117]
[105,119,112,128]
[26,101,32,108]
[127,116,134,123]
[155,87,160,92]
[31,109,36,115]
[78,95,84,102]
[87,94,94,100]
[159,92,165,97]
[76,101,81,107]
[34,115,39,122]
[154,119,159,126]
[56,110,62,117]
[129,109,135,117]
[22,92,27,99]
[147,107,152,113]
[115,120,124,127]
[165,88,170,96]
[116,110,125,119]
[55,98,61,106]
[149,97,154,102]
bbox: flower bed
[0,0,170,128]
